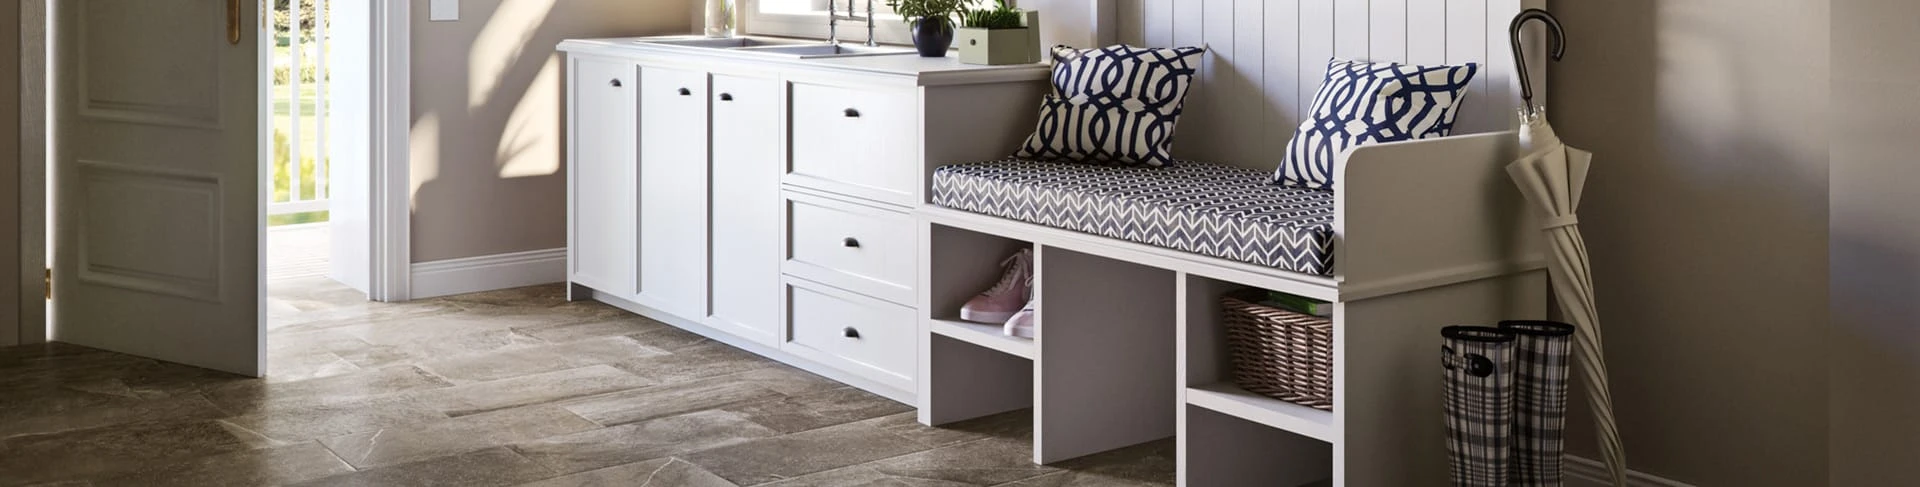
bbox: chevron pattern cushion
[933,159,1336,275]
[1275,59,1480,189]
[1015,45,1207,168]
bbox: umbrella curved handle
[1510,9,1566,115]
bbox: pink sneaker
[960,249,1033,324]
[1004,300,1035,338]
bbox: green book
[1263,291,1333,318]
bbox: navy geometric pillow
[1273,59,1480,189]
[1017,45,1207,167]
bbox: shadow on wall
[1549,0,1829,485]
[409,0,690,262]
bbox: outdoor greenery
[960,0,1022,29]
[270,131,328,226]
[273,0,326,43]
[271,0,329,226]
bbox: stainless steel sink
[634,36,810,49]
[730,43,917,59]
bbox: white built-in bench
[914,132,1547,485]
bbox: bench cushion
[932,159,1337,276]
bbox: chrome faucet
[828,0,878,47]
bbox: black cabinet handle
[842,237,860,248]
[719,93,734,102]
[843,108,861,118]
[678,87,692,96]
[843,327,861,339]
[609,79,622,88]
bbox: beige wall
[1,3,21,346]
[1548,0,1830,484]
[1829,0,1920,484]
[409,0,691,262]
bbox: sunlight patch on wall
[409,113,441,206]
[470,0,558,110]
[498,57,561,178]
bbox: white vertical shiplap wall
[1027,0,1548,170]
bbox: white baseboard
[410,248,566,299]
[1566,455,1695,487]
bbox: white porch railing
[272,0,330,217]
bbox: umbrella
[1507,9,1628,486]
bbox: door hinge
[44,268,51,300]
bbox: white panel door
[52,0,265,376]
[567,57,637,294]
[327,0,371,292]
[635,65,710,319]
[707,74,780,345]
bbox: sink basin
[635,37,810,49]
[731,43,918,59]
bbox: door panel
[53,0,264,376]
[635,65,709,319]
[568,57,637,293]
[707,74,780,345]
[327,0,372,292]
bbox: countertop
[557,35,1053,86]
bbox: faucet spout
[828,0,879,47]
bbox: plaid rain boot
[1499,320,1578,486]
[1443,326,1518,487]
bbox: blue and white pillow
[1273,59,1480,189]
[1016,45,1207,167]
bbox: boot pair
[959,249,1035,338]
[1442,320,1576,487]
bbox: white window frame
[742,0,921,45]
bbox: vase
[704,0,736,38]
[910,17,954,57]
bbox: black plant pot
[911,17,954,57]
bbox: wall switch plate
[429,0,459,21]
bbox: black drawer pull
[843,237,861,248]
[719,93,734,101]
[843,108,861,118]
[843,327,861,339]
[678,87,692,96]
[609,79,622,87]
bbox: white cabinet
[783,277,918,391]
[634,66,711,318]
[782,189,916,305]
[566,57,636,294]
[707,74,783,346]
[561,39,1048,403]
[787,83,921,206]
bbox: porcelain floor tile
[516,457,739,487]
[320,405,601,469]
[511,410,778,475]
[0,281,1172,486]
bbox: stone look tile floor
[0,277,1174,486]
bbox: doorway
[15,0,411,375]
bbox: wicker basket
[1220,289,1335,410]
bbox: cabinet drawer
[783,278,916,390]
[787,83,919,206]
[784,191,915,305]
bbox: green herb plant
[960,0,1023,29]
[885,0,968,24]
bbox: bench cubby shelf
[916,132,1549,486]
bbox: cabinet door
[707,74,783,345]
[635,66,711,318]
[567,57,636,293]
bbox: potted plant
[886,0,966,57]
[956,1,1036,65]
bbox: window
[744,0,913,45]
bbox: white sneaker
[1003,299,1035,339]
